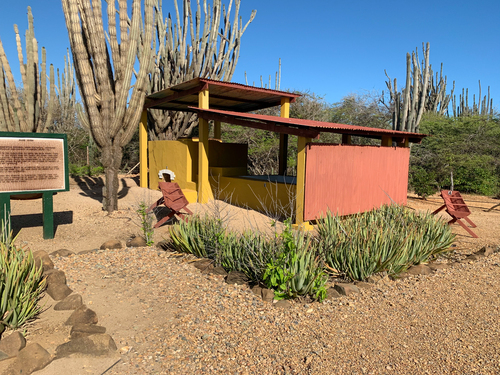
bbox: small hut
[139,78,426,229]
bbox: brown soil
[1,176,499,374]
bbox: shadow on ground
[11,211,74,237]
[73,176,132,204]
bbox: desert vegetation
[168,204,455,301]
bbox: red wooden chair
[432,190,478,238]
[146,182,193,228]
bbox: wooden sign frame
[0,132,69,239]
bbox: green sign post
[0,132,69,239]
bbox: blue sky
[1,0,499,109]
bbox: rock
[50,249,75,257]
[5,343,52,374]
[0,350,8,361]
[478,245,496,256]
[211,266,228,276]
[274,300,292,309]
[126,236,147,248]
[251,285,263,297]
[78,249,98,255]
[354,281,372,290]
[225,271,249,285]
[33,251,54,273]
[261,288,275,302]
[0,331,26,358]
[366,273,385,284]
[55,334,117,358]
[65,305,98,326]
[70,324,106,339]
[193,259,213,272]
[99,239,122,250]
[54,294,83,311]
[326,287,341,299]
[46,283,73,301]
[406,264,433,276]
[428,262,450,271]
[45,269,67,287]
[334,283,360,296]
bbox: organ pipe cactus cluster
[148,0,256,140]
[62,0,155,212]
[383,43,454,133]
[452,81,494,118]
[0,7,56,133]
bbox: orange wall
[304,144,410,220]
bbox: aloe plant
[317,205,455,281]
[0,217,45,329]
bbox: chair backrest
[440,190,471,218]
[158,182,189,212]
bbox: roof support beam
[144,83,208,109]
[193,108,320,139]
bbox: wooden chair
[146,182,193,228]
[432,190,478,238]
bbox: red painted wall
[304,144,410,221]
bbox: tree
[62,0,155,212]
[147,0,256,140]
[0,7,56,133]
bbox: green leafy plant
[317,205,455,281]
[0,217,46,330]
[137,202,154,246]
[263,219,327,301]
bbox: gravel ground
[51,246,500,375]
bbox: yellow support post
[278,97,290,175]
[214,120,221,140]
[198,89,213,203]
[139,109,148,188]
[381,135,392,147]
[294,136,314,231]
[397,138,409,148]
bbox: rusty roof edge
[145,77,302,101]
[189,107,428,139]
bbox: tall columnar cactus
[62,0,155,212]
[383,43,454,133]
[452,81,493,117]
[0,7,56,133]
[148,0,256,140]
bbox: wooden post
[279,97,290,175]
[198,89,213,203]
[342,134,352,145]
[381,135,392,147]
[139,109,148,188]
[214,120,222,140]
[294,136,314,231]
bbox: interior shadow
[73,176,131,203]
[11,211,74,238]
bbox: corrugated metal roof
[144,78,300,113]
[190,107,428,142]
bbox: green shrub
[316,205,455,281]
[263,220,327,301]
[168,216,328,301]
[409,165,439,198]
[69,164,104,177]
[0,219,46,330]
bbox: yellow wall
[148,139,247,190]
[148,139,198,191]
[211,176,296,218]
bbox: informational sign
[0,134,68,193]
